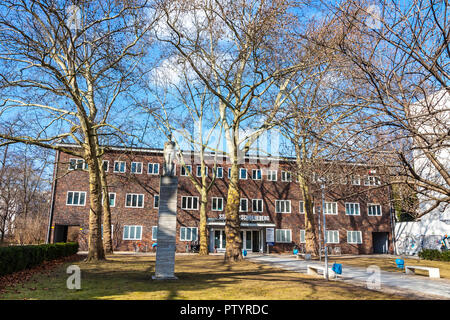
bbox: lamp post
[319,178,328,280]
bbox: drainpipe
[46,149,60,244]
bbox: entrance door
[252,231,260,252]
[54,225,68,243]
[240,231,253,251]
[214,230,226,251]
[372,232,389,254]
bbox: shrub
[418,249,450,261]
[0,242,78,277]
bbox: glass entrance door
[240,230,253,251]
[214,230,226,250]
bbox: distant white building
[394,90,450,255]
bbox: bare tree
[322,0,450,219]
[0,1,156,261]
[152,0,306,262]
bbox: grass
[328,256,450,279]
[0,254,408,300]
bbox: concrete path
[247,254,450,299]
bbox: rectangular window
[125,194,144,208]
[345,203,360,215]
[239,168,247,180]
[214,167,223,178]
[228,168,231,178]
[123,225,142,240]
[69,158,88,171]
[351,175,361,185]
[281,171,292,182]
[212,197,223,211]
[181,196,199,210]
[152,226,158,241]
[326,230,340,244]
[364,176,381,186]
[275,229,292,243]
[300,229,306,243]
[347,231,362,244]
[109,193,116,207]
[299,201,305,214]
[114,161,126,173]
[66,191,86,206]
[180,227,198,241]
[324,202,338,215]
[181,165,192,176]
[148,163,160,175]
[252,169,262,180]
[275,200,291,213]
[368,204,382,216]
[102,160,109,172]
[267,170,277,181]
[196,165,208,177]
[340,175,348,185]
[252,199,263,212]
[154,195,159,208]
[131,162,142,174]
[239,198,248,212]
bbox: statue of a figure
[163,135,176,176]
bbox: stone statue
[163,135,176,176]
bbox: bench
[405,265,440,278]
[307,264,340,278]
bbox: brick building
[48,144,395,254]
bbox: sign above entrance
[266,228,274,243]
[216,214,270,222]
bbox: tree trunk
[85,146,106,262]
[224,163,242,262]
[199,188,209,255]
[300,179,319,256]
[98,157,113,254]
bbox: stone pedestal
[152,176,178,280]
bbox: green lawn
[0,254,408,300]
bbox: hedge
[0,242,79,277]
[418,249,450,262]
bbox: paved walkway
[246,254,450,299]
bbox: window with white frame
[69,158,88,171]
[267,170,277,181]
[326,230,339,244]
[131,162,143,174]
[300,229,306,243]
[240,198,248,212]
[347,231,362,244]
[324,202,338,215]
[212,197,223,211]
[214,167,223,178]
[152,226,158,240]
[114,161,126,173]
[180,227,198,241]
[125,194,144,208]
[275,229,291,243]
[196,165,208,177]
[299,201,305,214]
[228,168,231,178]
[108,193,116,207]
[252,169,262,180]
[148,163,159,175]
[367,204,382,216]
[123,225,142,240]
[252,199,263,212]
[102,160,109,172]
[364,175,381,186]
[351,175,361,185]
[239,168,247,180]
[345,203,360,215]
[275,200,291,213]
[181,196,199,210]
[281,171,292,182]
[180,165,192,176]
[154,195,159,208]
[66,191,86,206]
[340,175,348,185]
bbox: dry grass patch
[0,254,408,300]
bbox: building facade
[48,145,395,255]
